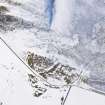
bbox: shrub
[0,6,8,13]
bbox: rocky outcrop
[0,14,34,32]
[26,52,80,85]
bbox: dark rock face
[26,52,81,97]
[28,74,47,97]
[0,6,9,13]
[5,0,22,6]
[0,14,34,32]
[26,52,80,85]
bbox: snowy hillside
[0,39,71,105]
[0,0,105,105]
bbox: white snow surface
[0,39,67,105]
[0,0,105,104]
[51,0,75,36]
[65,87,105,105]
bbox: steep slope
[0,37,69,105]
[0,0,105,95]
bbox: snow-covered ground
[0,38,69,105]
[51,0,75,35]
[1,38,105,105]
[65,87,105,105]
[0,0,105,104]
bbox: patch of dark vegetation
[39,72,47,79]
[0,6,9,13]
[4,0,21,6]
[33,91,43,97]
[64,76,72,84]
[0,102,3,105]
[26,51,53,70]
[26,52,80,85]
[33,87,47,97]
[80,76,88,83]
[0,14,34,32]
[28,74,38,83]
[7,0,21,6]
[28,74,47,97]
